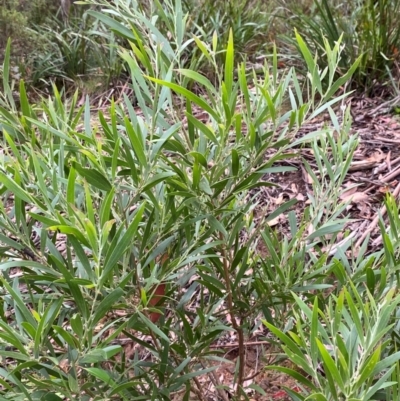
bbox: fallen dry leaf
[367,150,385,163]
[267,214,286,227]
[340,191,369,203]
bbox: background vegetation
[0,0,400,400]
[2,0,400,93]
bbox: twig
[369,95,400,115]
[381,164,400,183]
[327,225,364,257]
[244,345,262,382]
[244,369,264,382]
[355,181,400,248]
[192,377,208,401]
[209,340,270,349]
[374,136,400,144]
[148,325,207,401]
[219,232,245,399]
[202,362,230,401]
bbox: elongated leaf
[317,338,343,395]
[142,172,175,192]
[264,366,316,390]
[324,56,362,100]
[125,117,147,167]
[146,77,219,121]
[50,255,89,319]
[138,311,169,342]
[177,69,216,94]
[0,278,37,328]
[84,367,116,386]
[100,202,146,287]
[92,288,124,327]
[295,30,322,93]
[87,11,135,41]
[0,173,34,204]
[193,35,213,62]
[34,298,64,359]
[186,113,218,144]
[72,162,112,192]
[47,225,90,248]
[224,29,234,101]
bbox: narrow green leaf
[124,117,147,167]
[311,297,319,366]
[72,162,112,192]
[356,346,381,391]
[186,113,218,144]
[2,39,15,108]
[373,351,400,375]
[70,313,84,338]
[177,69,216,94]
[295,29,322,93]
[50,255,89,319]
[19,80,32,125]
[193,35,213,62]
[0,172,33,204]
[66,166,77,217]
[146,77,219,121]
[231,149,239,176]
[142,172,175,192]
[47,225,90,248]
[100,202,146,287]
[324,56,361,100]
[92,288,124,327]
[83,367,117,386]
[264,365,316,390]
[138,311,169,342]
[87,11,135,41]
[42,394,64,401]
[52,326,79,348]
[263,322,309,363]
[34,298,64,358]
[0,278,37,328]
[224,29,234,100]
[84,95,92,138]
[317,338,344,394]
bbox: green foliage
[3,0,400,94]
[182,0,274,68]
[0,0,59,58]
[0,0,125,92]
[27,12,126,89]
[280,0,400,89]
[265,287,400,400]
[1,0,275,91]
[1,1,400,400]
[262,192,400,400]
[0,0,27,50]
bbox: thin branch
[209,340,270,349]
[219,232,245,399]
[202,362,231,401]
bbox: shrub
[1,1,400,400]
